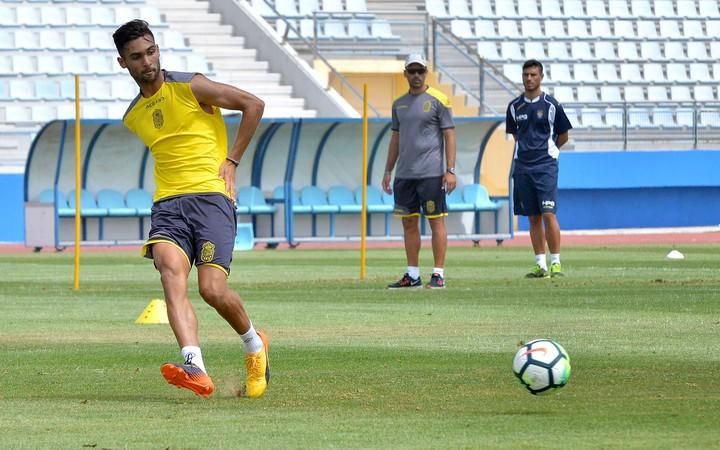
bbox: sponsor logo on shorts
[542,200,555,210]
[426,200,436,213]
[201,241,216,263]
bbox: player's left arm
[190,74,265,197]
[554,104,572,150]
[556,132,569,148]
[442,127,457,194]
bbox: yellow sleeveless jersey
[123,71,229,202]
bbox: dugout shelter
[23,116,513,249]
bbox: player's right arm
[190,74,265,198]
[382,131,400,194]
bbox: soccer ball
[512,339,571,395]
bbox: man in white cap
[382,53,457,289]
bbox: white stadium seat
[576,85,599,102]
[643,63,666,82]
[597,63,619,81]
[647,86,669,101]
[670,85,692,101]
[654,0,675,17]
[666,63,689,82]
[689,63,712,81]
[476,42,500,60]
[600,86,623,102]
[624,86,646,102]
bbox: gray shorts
[142,193,237,275]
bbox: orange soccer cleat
[160,362,214,398]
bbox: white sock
[181,346,207,374]
[432,267,444,277]
[535,254,548,270]
[551,253,561,265]
[240,324,264,354]
[407,266,420,280]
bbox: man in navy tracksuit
[506,59,572,278]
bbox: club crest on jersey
[152,109,164,129]
[426,200,436,213]
[536,110,545,119]
[423,100,432,112]
[200,241,215,263]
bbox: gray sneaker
[388,273,422,289]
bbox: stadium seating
[423,0,720,130]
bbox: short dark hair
[112,20,154,55]
[522,59,544,74]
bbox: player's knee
[198,280,226,306]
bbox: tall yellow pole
[73,75,81,290]
[360,83,368,280]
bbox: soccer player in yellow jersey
[113,20,269,398]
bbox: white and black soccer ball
[512,339,571,395]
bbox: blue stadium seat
[356,185,392,213]
[97,189,137,216]
[463,184,501,234]
[300,185,338,236]
[125,188,152,216]
[463,184,500,211]
[234,223,255,251]
[67,189,107,216]
[236,185,276,215]
[328,185,361,213]
[300,186,338,214]
[38,189,67,208]
[446,188,474,212]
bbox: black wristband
[226,157,239,167]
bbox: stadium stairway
[145,0,317,118]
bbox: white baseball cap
[404,53,427,68]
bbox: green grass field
[1,244,719,449]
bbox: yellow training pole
[73,75,81,290]
[360,83,368,280]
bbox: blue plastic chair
[463,184,501,234]
[356,186,393,236]
[66,189,107,240]
[125,188,153,240]
[328,186,361,213]
[38,188,67,207]
[97,189,136,216]
[447,188,474,212]
[67,189,107,217]
[463,184,500,210]
[125,188,153,216]
[356,185,393,213]
[234,223,255,251]
[300,186,339,236]
[237,186,275,215]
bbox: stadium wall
[517,150,720,231]
[3,151,719,243]
[0,172,24,243]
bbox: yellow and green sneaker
[550,262,564,277]
[244,331,270,398]
[525,264,550,279]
